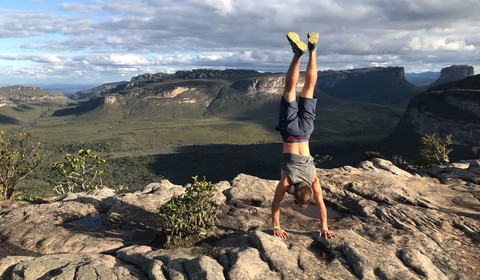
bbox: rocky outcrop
[0,85,67,106]
[230,75,287,96]
[316,67,421,105]
[174,69,264,80]
[1,159,479,279]
[429,65,474,87]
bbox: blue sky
[1,0,479,86]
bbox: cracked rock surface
[1,159,479,279]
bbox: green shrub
[16,194,44,203]
[0,130,42,200]
[417,134,453,167]
[52,149,106,194]
[363,151,386,161]
[314,154,333,166]
[391,154,418,172]
[158,176,218,244]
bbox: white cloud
[188,0,235,15]
[408,36,476,51]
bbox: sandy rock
[224,247,280,279]
[105,180,185,229]
[0,254,143,280]
[225,173,276,207]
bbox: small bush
[0,130,42,200]
[391,154,418,172]
[417,134,453,167]
[16,194,44,203]
[363,151,386,161]
[314,154,333,166]
[52,149,106,194]
[158,176,218,244]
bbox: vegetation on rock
[158,176,218,244]
[418,133,453,167]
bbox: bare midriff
[282,142,311,156]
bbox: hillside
[0,85,69,127]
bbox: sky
[0,0,479,86]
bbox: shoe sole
[307,32,319,45]
[307,32,319,51]
[287,32,307,53]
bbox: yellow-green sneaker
[307,32,319,52]
[286,32,307,57]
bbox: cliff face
[386,74,480,157]
[316,67,421,105]
[230,74,287,96]
[429,65,474,87]
[0,85,67,106]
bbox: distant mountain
[405,71,439,86]
[429,65,474,87]
[0,85,68,106]
[33,84,98,96]
[70,82,127,100]
[316,67,421,106]
[383,74,480,160]
[60,69,280,119]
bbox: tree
[0,130,42,200]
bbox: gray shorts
[276,96,317,143]
[280,153,315,186]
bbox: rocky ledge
[0,159,479,279]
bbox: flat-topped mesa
[173,69,263,80]
[129,69,265,84]
[430,65,474,87]
[7,85,38,91]
[0,85,67,106]
[316,67,420,105]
